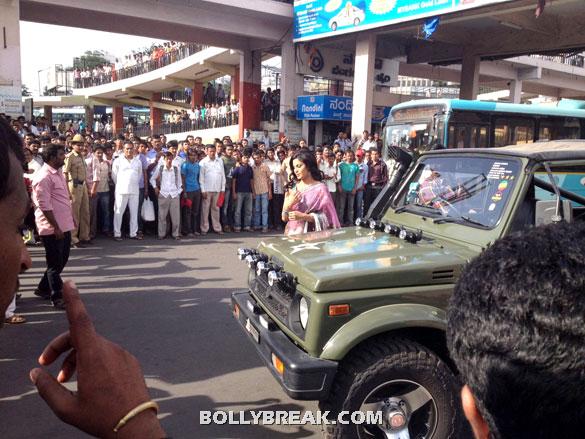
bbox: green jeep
[231,141,585,439]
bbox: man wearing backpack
[150,152,182,240]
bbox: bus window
[470,126,488,148]
[513,124,534,144]
[448,124,488,148]
[495,117,534,146]
[494,122,510,147]
[448,125,467,148]
[539,117,581,141]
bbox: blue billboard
[294,0,514,42]
[297,95,353,121]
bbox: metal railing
[530,53,585,68]
[122,113,240,138]
[74,43,208,88]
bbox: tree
[73,50,109,70]
[21,84,32,96]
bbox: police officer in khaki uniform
[64,134,90,247]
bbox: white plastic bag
[141,197,155,222]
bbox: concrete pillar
[84,105,94,129]
[509,79,522,104]
[239,50,261,139]
[351,33,376,141]
[112,105,124,134]
[192,81,203,109]
[301,120,309,143]
[279,36,305,137]
[460,49,480,100]
[43,105,53,125]
[0,0,22,117]
[315,120,324,146]
[230,67,240,101]
[150,92,162,133]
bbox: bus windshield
[382,105,445,161]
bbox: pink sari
[285,182,341,236]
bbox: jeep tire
[319,337,468,439]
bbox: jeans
[97,191,111,232]
[253,193,269,229]
[182,190,201,234]
[221,188,234,227]
[234,192,253,229]
[355,189,365,219]
[138,189,145,233]
[37,231,71,301]
[337,190,355,226]
[271,193,285,229]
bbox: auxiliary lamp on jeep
[256,261,277,276]
[237,247,256,260]
[355,217,370,227]
[384,223,401,236]
[369,219,386,231]
[267,270,295,290]
[399,228,423,243]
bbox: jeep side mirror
[535,200,573,226]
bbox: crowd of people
[163,99,240,132]
[74,42,205,88]
[15,121,392,248]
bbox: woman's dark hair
[0,117,25,201]
[287,150,323,189]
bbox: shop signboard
[297,95,353,121]
[297,44,399,86]
[294,0,515,42]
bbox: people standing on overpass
[205,82,216,105]
[217,84,226,104]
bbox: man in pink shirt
[32,144,75,309]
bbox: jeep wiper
[433,215,487,228]
[394,203,437,214]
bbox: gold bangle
[113,401,159,433]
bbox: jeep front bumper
[231,290,337,400]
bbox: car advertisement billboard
[294,0,515,42]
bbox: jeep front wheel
[319,337,467,439]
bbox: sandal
[5,314,26,324]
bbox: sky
[20,22,165,95]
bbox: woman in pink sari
[282,150,340,236]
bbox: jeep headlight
[299,297,309,329]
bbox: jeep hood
[258,228,476,292]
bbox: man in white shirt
[150,152,182,240]
[362,133,379,152]
[198,144,226,235]
[320,150,341,201]
[111,141,142,241]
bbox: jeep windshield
[391,155,521,228]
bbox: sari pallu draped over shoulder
[285,182,340,236]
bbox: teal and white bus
[383,99,585,157]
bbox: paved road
[0,234,321,439]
